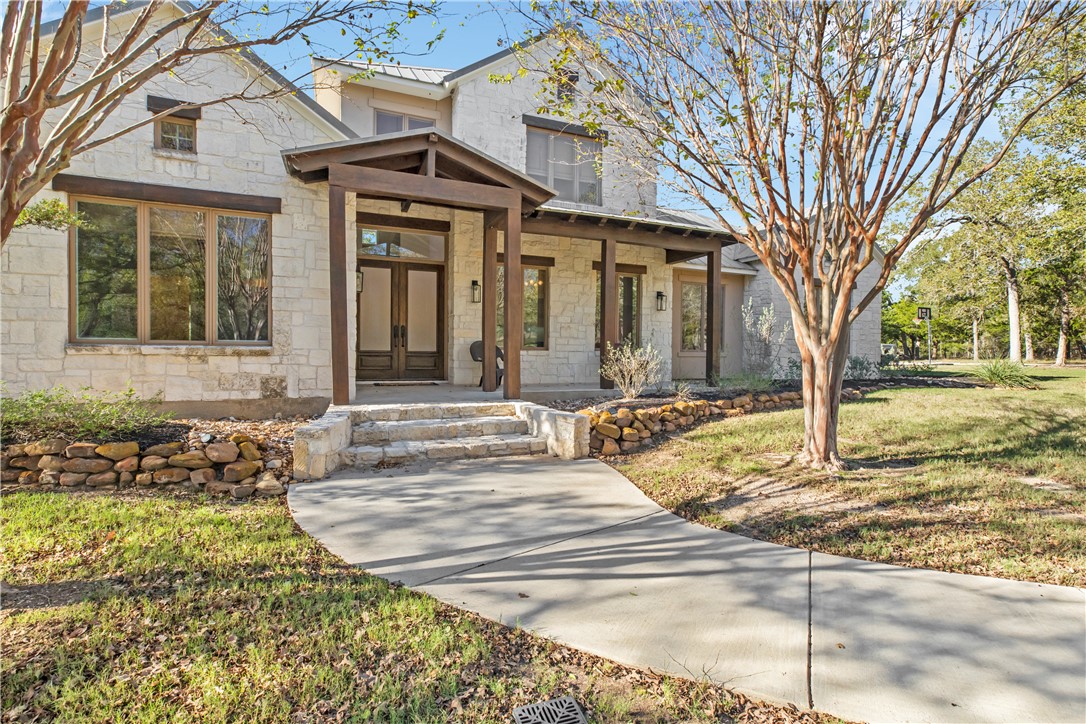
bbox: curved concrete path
[289,457,1085,723]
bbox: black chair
[469,341,504,388]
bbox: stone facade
[1,10,346,410]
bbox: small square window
[156,118,196,153]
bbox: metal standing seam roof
[325,58,453,85]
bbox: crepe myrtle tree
[1,0,441,243]
[524,0,1086,470]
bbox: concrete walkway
[288,457,1086,723]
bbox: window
[556,69,579,103]
[680,282,707,351]
[525,128,602,205]
[595,272,641,347]
[374,110,435,135]
[496,266,548,350]
[73,198,270,344]
[357,228,445,260]
[155,117,196,153]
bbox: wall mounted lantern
[471,280,481,303]
[656,291,667,311]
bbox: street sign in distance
[916,307,931,320]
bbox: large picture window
[525,128,602,205]
[496,266,548,350]
[73,198,270,344]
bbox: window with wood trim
[374,109,435,135]
[595,271,641,347]
[525,127,602,205]
[72,198,270,344]
[155,117,196,153]
[496,266,548,350]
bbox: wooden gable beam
[329,163,520,211]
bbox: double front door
[356,260,444,380]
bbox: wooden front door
[356,260,444,380]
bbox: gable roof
[40,0,356,140]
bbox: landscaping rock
[18,470,40,484]
[223,460,260,482]
[205,481,234,495]
[190,468,217,486]
[620,440,640,452]
[621,428,640,442]
[114,456,140,473]
[153,467,191,484]
[601,438,621,456]
[168,451,213,469]
[135,473,153,486]
[265,459,283,470]
[59,472,88,487]
[39,471,61,486]
[10,456,42,470]
[140,455,169,471]
[237,441,262,462]
[86,471,118,487]
[229,433,252,445]
[255,474,286,497]
[204,442,240,463]
[143,442,184,457]
[1,469,21,483]
[118,472,135,485]
[96,442,139,461]
[24,438,68,456]
[37,455,66,472]
[62,457,112,474]
[231,484,256,499]
[596,422,621,440]
[732,396,751,407]
[64,442,99,458]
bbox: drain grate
[512,695,587,724]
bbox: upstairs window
[375,110,435,135]
[148,95,200,154]
[526,127,602,205]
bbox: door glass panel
[149,207,206,341]
[75,201,138,339]
[357,229,444,260]
[681,282,706,351]
[359,266,392,351]
[406,269,438,353]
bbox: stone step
[352,416,528,445]
[347,402,518,424]
[344,434,549,467]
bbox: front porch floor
[351,382,622,406]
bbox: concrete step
[344,433,549,467]
[347,402,518,424]
[352,415,528,445]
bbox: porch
[352,381,624,405]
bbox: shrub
[845,355,880,380]
[673,380,696,401]
[972,360,1037,389]
[600,340,663,399]
[741,299,791,378]
[0,385,175,444]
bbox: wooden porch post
[482,216,499,392]
[599,238,618,389]
[503,206,522,399]
[706,245,723,382]
[328,184,350,405]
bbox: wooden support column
[706,245,723,382]
[599,238,618,389]
[328,184,350,405]
[482,216,499,392]
[503,206,522,399]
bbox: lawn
[1,490,836,723]
[618,365,1086,587]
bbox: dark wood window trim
[592,261,648,275]
[147,95,202,120]
[522,114,608,141]
[355,211,450,234]
[497,253,554,267]
[53,175,281,215]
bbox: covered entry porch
[282,128,734,406]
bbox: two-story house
[1,6,881,415]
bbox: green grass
[1,491,834,723]
[619,365,1086,587]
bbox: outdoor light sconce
[471,280,481,303]
[656,291,667,311]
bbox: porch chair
[469,341,504,388]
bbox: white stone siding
[449,48,657,218]
[313,67,454,137]
[1,17,345,405]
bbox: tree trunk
[799,336,849,471]
[1024,329,1034,362]
[972,317,980,362]
[1002,258,1022,362]
[1054,289,1071,367]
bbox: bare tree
[526,0,1086,469]
[1,0,440,243]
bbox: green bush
[972,360,1037,389]
[0,385,174,444]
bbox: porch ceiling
[524,206,737,256]
[281,128,555,209]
